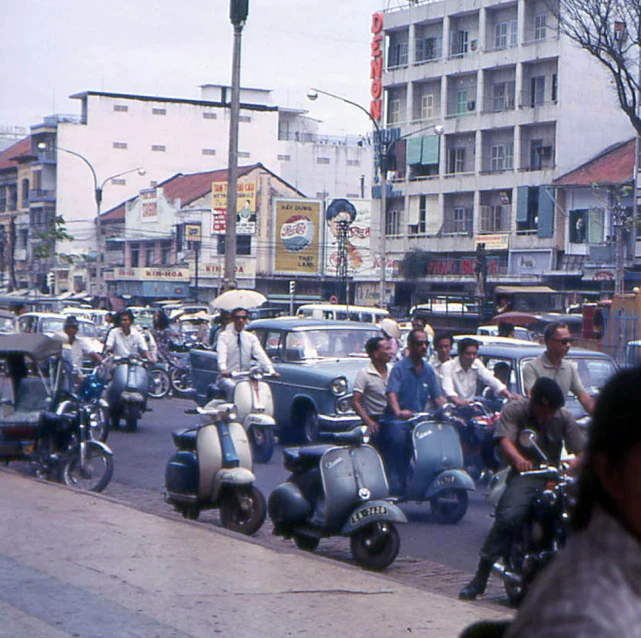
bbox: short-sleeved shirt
[353,362,391,416]
[494,398,585,466]
[63,336,95,370]
[385,357,442,417]
[428,353,448,386]
[522,353,586,398]
[441,357,506,402]
[105,327,148,358]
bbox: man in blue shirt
[383,329,445,494]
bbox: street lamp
[37,141,145,295]
[307,87,443,308]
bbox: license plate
[434,474,457,489]
[350,504,387,525]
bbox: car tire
[301,406,320,444]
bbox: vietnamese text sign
[475,233,509,251]
[189,258,256,279]
[211,180,257,234]
[113,267,190,282]
[140,188,158,221]
[274,199,321,275]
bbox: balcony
[29,189,56,203]
[36,151,56,164]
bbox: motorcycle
[147,361,172,399]
[491,429,576,606]
[442,401,501,484]
[393,413,476,524]
[268,426,407,571]
[164,400,266,535]
[106,355,149,432]
[230,365,276,464]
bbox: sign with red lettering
[370,13,384,122]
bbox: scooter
[230,365,276,464]
[164,400,266,535]
[268,426,407,571]
[395,413,475,524]
[106,355,149,432]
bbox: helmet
[380,318,400,340]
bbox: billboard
[211,180,257,234]
[324,198,377,278]
[273,199,322,275]
[140,188,158,221]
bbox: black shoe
[459,560,492,601]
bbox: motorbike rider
[62,315,102,378]
[215,306,278,400]
[523,321,595,415]
[428,331,454,386]
[352,336,393,440]
[104,309,150,360]
[383,329,445,494]
[459,377,585,601]
[441,338,516,407]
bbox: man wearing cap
[216,307,277,400]
[459,377,585,601]
[523,321,595,415]
[62,315,102,375]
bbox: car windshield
[518,356,616,396]
[283,328,379,361]
[40,318,64,335]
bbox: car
[476,325,536,341]
[15,312,103,355]
[189,318,381,442]
[470,342,617,423]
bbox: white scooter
[230,365,276,464]
[164,401,267,535]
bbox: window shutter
[421,135,440,165]
[537,187,555,238]
[407,137,423,165]
[516,186,528,222]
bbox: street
[106,397,494,573]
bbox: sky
[0,0,408,137]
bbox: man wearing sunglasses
[216,306,277,400]
[523,321,595,415]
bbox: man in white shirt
[104,309,150,360]
[441,338,515,406]
[428,332,453,386]
[62,315,102,374]
[216,307,277,399]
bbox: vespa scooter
[268,426,407,571]
[164,401,266,535]
[395,413,475,524]
[107,355,149,432]
[230,365,276,464]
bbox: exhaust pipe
[492,563,522,585]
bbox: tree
[550,0,641,135]
[32,216,74,260]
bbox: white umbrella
[210,289,267,311]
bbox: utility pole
[224,0,249,290]
[336,218,350,304]
[613,204,625,296]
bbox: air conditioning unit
[538,146,553,158]
[408,224,419,235]
[470,39,478,51]
[467,100,476,111]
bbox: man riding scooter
[382,328,445,494]
[215,307,278,399]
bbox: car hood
[276,356,370,382]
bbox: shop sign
[113,267,190,282]
[369,13,384,122]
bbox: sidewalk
[0,471,510,637]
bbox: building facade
[377,0,634,307]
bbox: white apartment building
[27,85,372,291]
[378,0,634,306]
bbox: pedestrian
[383,329,444,494]
[522,321,594,415]
[505,367,641,637]
[380,317,401,360]
[352,336,393,440]
[459,378,585,601]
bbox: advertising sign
[140,188,158,221]
[185,223,202,243]
[190,258,256,279]
[211,180,257,234]
[475,233,509,251]
[274,199,321,275]
[113,267,190,282]
[324,198,377,278]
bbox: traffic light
[46,272,55,293]
[289,280,296,295]
[230,0,249,25]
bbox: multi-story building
[27,85,372,292]
[378,0,634,307]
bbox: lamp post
[307,88,443,308]
[37,142,144,295]
[224,0,250,290]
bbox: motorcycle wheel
[219,485,266,536]
[170,367,193,394]
[250,426,275,464]
[293,534,320,552]
[504,521,535,606]
[148,368,171,399]
[350,521,400,571]
[61,442,114,493]
[430,489,469,525]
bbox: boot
[459,559,493,601]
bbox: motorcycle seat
[284,444,333,473]
[172,428,198,451]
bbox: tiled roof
[554,138,636,187]
[0,137,31,171]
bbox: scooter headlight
[226,405,238,422]
[330,377,348,396]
